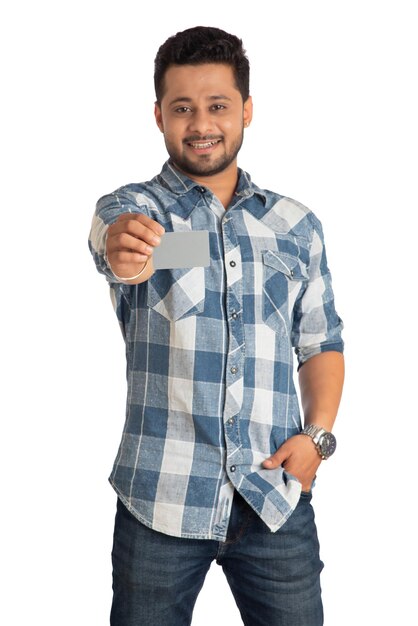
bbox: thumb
[262,445,288,470]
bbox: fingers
[110,214,164,245]
[263,436,322,494]
[115,212,165,236]
[113,250,149,265]
[262,447,288,469]
[107,213,165,262]
[262,435,321,472]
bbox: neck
[174,161,239,209]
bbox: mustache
[183,135,223,143]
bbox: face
[154,63,252,179]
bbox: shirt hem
[110,480,229,542]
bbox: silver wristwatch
[302,424,337,460]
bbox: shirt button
[231,311,238,320]
[230,366,238,374]
[290,270,294,277]
[198,186,206,193]
[230,260,236,267]
[230,465,236,472]
[228,417,235,425]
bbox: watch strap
[302,424,326,445]
[302,424,336,460]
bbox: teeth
[190,141,219,148]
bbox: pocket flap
[262,250,308,280]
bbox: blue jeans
[110,491,324,625]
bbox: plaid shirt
[89,161,344,541]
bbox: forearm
[263,351,344,488]
[298,351,345,431]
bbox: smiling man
[155,62,251,198]
[89,26,344,626]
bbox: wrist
[108,257,152,283]
[301,424,337,460]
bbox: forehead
[161,63,240,102]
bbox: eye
[211,104,226,111]
[174,106,192,114]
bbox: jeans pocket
[147,266,205,322]
[262,250,308,334]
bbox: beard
[164,130,244,178]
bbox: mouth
[185,138,222,152]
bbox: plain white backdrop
[1,1,417,624]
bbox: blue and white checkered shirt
[89,160,344,541]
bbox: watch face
[319,433,337,458]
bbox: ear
[243,95,253,128]
[154,103,164,133]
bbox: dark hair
[154,26,250,103]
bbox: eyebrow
[168,95,233,106]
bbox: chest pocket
[146,266,205,322]
[262,250,309,333]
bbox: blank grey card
[152,231,210,270]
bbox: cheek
[222,118,241,135]
[163,121,186,142]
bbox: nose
[187,108,213,135]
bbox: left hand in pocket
[262,434,322,492]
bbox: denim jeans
[110,490,324,625]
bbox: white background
[1,1,417,624]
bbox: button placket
[221,213,244,469]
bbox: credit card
[152,231,210,269]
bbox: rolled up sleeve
[292,215,344,368]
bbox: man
[89,26,344,626]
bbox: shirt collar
[154,160,267,220]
